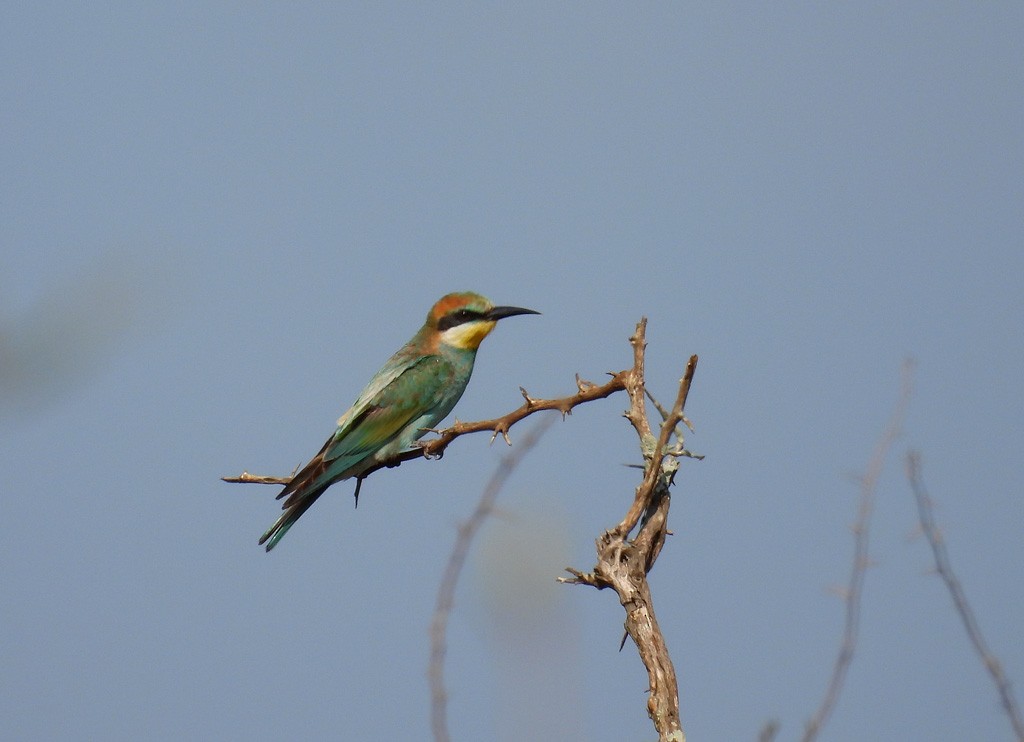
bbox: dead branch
[906,451,1024,742]
[222,370,627,489]
[221,471,292,485]
[429,417,554,742]
[560,318,697,742]
[224,318,697,740]
[801,360,914,742]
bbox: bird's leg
[415,438,445,460]
[352,477,363,508]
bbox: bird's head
[427,292,540,351]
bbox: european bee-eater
[259,291,539,551]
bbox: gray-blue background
[3,4,1022,740]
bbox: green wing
[261,353,465,551]
[315,354,459,486]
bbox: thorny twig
[222,371,627,492]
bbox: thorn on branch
[576,373,596,393]
[556,567,605,588]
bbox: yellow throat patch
[441,319,497,350]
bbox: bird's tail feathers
[259,483,327,552]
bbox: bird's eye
[452,308,480,323]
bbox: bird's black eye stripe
[437,308,485,331]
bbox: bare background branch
[428,416,554,742]
[906,451,1024,742]
[801,360,915,742]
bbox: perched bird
[259,291,539,551]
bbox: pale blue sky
[3,4,1022,740]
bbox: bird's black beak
[485,305,541,321]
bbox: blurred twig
[905,451,1024,742]
[758,719,780,742]
[801,360,914,742]
[429,416,554,742]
